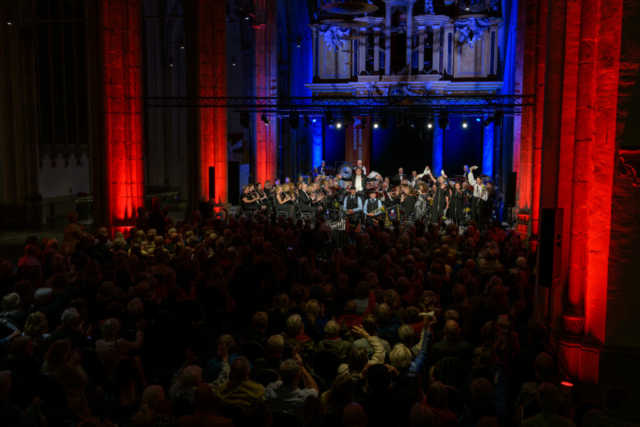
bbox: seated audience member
[95,317,145,379]
[521,383,576,427]
[353,314,391,357]
[318,320,353,362]
[422,381,458,427]
[246,311,269,347]
[253,334,286,374]
[429,319,472,368]
[280,314,316,370]
[265,347,319,419]
[132,385,174,426]
[343,403,368,427]
[177,383,234,427]
[410,403,435,427]
[216,357,265,409]
[51,308,91,350]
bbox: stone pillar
[417,26,425,72]
[432,25,441,74]
[406,1,414,75]
[254,0,278,183]
[482,115,494,176]
[95,0,144,233]
[312,119,323,170]
[184,0,228,211]
[385,2,391,75]
[0,0,42,226]
[373,27,381,73]
[358,29,366,75]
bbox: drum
[337,162,354,178]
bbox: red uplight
[561,381,574,387]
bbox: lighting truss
[146,94,535,116]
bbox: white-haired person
[95,317,146,379]
[51,307,92,350]
[317,320,354,363]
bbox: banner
[345,117,371,170]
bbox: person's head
[444,320,460,340]
[1,293,20,313]
[44,339,71,365]
[410,403,434,427]
[127,298,144,317]
[61,307,81,329]
[193,382,215,412]
[471,378,493,405]
[324,320,340,339]
[355,167,363,176]
[390,344,412,369]
[286,314,303,338]
[349,187,357,196]
[537,382,562,412]
[217,334,236,352]
[362,313,378,336]
[476,176,483,185]
[180,365,203,388]
[342,403,367,427]
[398,168,404,175]
[425,381,448,409]
[141,385,165,412]
[534,352,555,379]
[455,182,461,190]
[397,325,414,347]
[229,357,251,381]
[266,335,284,357]
[253,312,269,332]
[452,284,467,302]
[67,212,79,223]
[604,386,629,412]
[33,287,53,306]
[25,312,48,337]
[101,318,121,341]
[279,358,301,386]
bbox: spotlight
[240,112,250,129]
[296,36,302,48]
[380,116,389,130]
[426,118,434,129]
[242,5,251,20]
[289,113,299,130]
[325,112,334,125]
[476,118,481,122]
[494,110,504,126]
[303,115,311,128]
[410,119,415,129]
[232,56,236,66]
[169,57,174,67]
[482,116,495,127]
[336,121,342,129]
[438,114,449,130]
[373,118,379,129]
[312,118,317,123]
[261,114,270,126]
[6,12,11,26]
[180,37,185,49]
[462,119,468,128]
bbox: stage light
[289,113,299,130]
[261,114,270,126]
[494,110,504,126]
[476,118,481,122]
[303,115,311,127]
[169,57,174,67]
[232,56,236,66]
[462,119,468,128]
[6,12,11,25]
[426,118,434,129]
[180,38,185,49]
[482,116,495,127]
[312,118,317,123]
[380,116,389,130]
[325,112,334,125]
[336,121,343,129]
[240,112,250,129]
[296,36,302,48]
[438,115,449,130]
[373,118,379,129]
[410,119,415,129]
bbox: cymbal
[321,2,379,15]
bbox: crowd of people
[0,186,636,427]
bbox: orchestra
[234,163,499,232]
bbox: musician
[426,168,450,224]
[354,159,367,176]
[363,190,383,228]
[241,184,265,216]
[285,177,291,184]
[256,182,271,217]
[297,175,305,187]
[378,182,394,207]
[399,185,417,221]
[315,160,327,175]
[297,183,316,220]
[336,167,380,199]
[276,183,296,218]
[468,166,488,224]
[485,181,497,220]
[414,183,431,223]
[343,186,363,230]
[463,165,471,180]
[449,181,465,225]
[394,168,408,182]
[409,171,421,188]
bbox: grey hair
[286,314,302,337]
[61,307,81,326]
[279,358,301,385]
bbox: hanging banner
[345,117,371,170]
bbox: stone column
[254,0,278,183]
[406,1,414,74]
[385,2,391,75]
[417,26,425,72]
[432,122,443,175]
[358,29,366,75]
[482,114,494,176]
[184,0,228,211]
[95,0,145,233]
[373,27,381,73]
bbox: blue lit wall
[441,117,484,177]
[372,117,432,177]
[324,125,346,170]
[312,119,323,168]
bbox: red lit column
[185,0,228,210]
[99,0,144,233]
[254,0,278,183]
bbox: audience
[0,206,634,427]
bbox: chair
[445,385,465,417]
[253,368,280,388]
[310,373,328,394]
[218,403,245,426]
[239,341,267,363]
[272,411,303,427]
[434,357,468,391]
[277,208,291,218]
[312,350,341,388]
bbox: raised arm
[468,166,478,186]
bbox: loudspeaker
[506,171,517,208]
[228,162,240,205]
[208,167,215,200]
[537,207,563,288]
